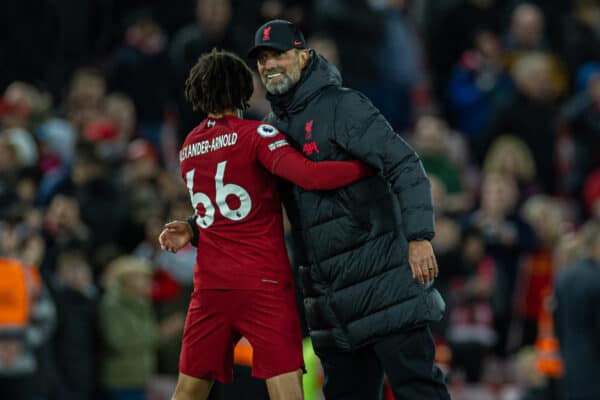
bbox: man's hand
[408,240,438,284]
[159,221,193,253]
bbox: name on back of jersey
[180,132,238,162]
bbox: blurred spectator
[99,256,183,400]
[65,68,106,135]
[124,139,161,186]
[120,139,163,249]
[51,249,99,400]
[170,0,238,79]
[105,93,136,144]
[0,127,38,168]
[40,191,91,282]
[155,170,190,207]
[428,175,462,338]
[518,195,566,346]
[306,34,340,68]
[170,0,241,139]
[482,52,562,193]
[483,135,538,197]
[376,0,427,88]
[561,62,600,200]
[0,137,22,209]
[446,227,497,383]
[427,0,502,110]
[554,231,584,273]
[70,143,130,267]
[315,0,418,130]
[559,0,600,82]
[503,3,569,96]
[36,117,76,174]
[504,3,549,52]
[84,92,137,168]
[3,81,52,128]
[554,220,600,400]
[463,173,538,355]
[132,211,193,378]
[83,119,122,164]
[0,206,46,271]
[105,9,171,146]
[448,29,513,140]
[15,81,77,176]
[375,0,431,125]
[15,167,41,208]
[414,115,471,213]
[0,82,43,168]
[314,0,384,87]
[0,257,55,400]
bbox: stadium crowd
[1,0,600,399]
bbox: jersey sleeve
[252,123,295,170]
[270,151,373,190]
[252,123,373,190]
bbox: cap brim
[247,43,291,59]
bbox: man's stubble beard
[263,63,302,95]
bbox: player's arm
[269,150,373,190]
[255,126,373,190]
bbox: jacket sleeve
[333,90,435,241]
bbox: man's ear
[299,50,310,69]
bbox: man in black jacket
[247,20,449,400]
[554,220,600,400]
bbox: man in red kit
[159,49,371,400]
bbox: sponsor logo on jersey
[268,139,289,151]
[180,133,238,161]
[257,124,279,138]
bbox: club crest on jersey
[257,124,279,138]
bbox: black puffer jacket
[266,51,445,351]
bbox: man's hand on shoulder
[159,220,193,253]
[408,240,438,285]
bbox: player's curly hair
[184,48,254,114]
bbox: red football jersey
[179,115,296,290]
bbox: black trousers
[314,325,450,400]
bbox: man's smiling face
[256,48,308,95]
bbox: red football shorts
[179,284,305,383]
